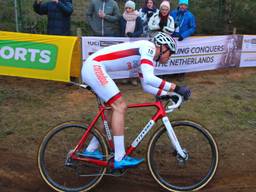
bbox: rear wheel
[38,123,108,192]
[147,121,218,191]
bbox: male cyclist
[81,32,191,169]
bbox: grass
[0,68,256,156]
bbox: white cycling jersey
[82,40,173,104]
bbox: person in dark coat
[33,0,73,35]
[139,0,159,37]
[119,0,143,85]
[120,0,143,37]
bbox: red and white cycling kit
[82,40,173,105]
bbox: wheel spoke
[38,124,107,192]
[147,121,218,191]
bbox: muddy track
[1,69,256,192]
[0,151,255,192]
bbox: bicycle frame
[71,97,186,168]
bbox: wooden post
[233,27,237,34]
[76,27,82,37]
[76,27,83,83]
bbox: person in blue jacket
[33,0,73,36]
[170,0,196,41]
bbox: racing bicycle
[37,83,219,192]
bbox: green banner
[0,40,58,70]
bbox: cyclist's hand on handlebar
[174,85,191,100]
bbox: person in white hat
[120,0,143,37]
[148,0,175,37]
[120,0,143,86]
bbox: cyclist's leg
[82,61,144,167]
[82,60,125,160]
[105,87,144,167]
[108,97,127,161]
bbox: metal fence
[1,0,255,36]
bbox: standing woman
[139,0,159,37]
[148,0,174,37]
[120,0,143,37]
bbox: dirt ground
[0,68,256,192]
[0,136,255,192]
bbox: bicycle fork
[162,116,187,159]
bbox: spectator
[33,0,73,36]
[171,0,196,41]
[86,0,121,37]
[138,0,159,37]
[148,0,175,37]
[120,0,143,86]
[120,0,143,37]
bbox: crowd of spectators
[83,0,196,39]
[32,0,196,84]
[33,0,196,39]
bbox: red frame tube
[71,100,167,167]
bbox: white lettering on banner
[15,48,27,61]
[39,50,51,63]
[0,46,51,63]
[28,49,40,62]
[0,46,14,59]
[82,35,256,79]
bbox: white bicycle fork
[162,116,187,159]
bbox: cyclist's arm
[140,79,169,96]
[140,61,175,96]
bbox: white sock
[86,136,99,152]
[114,135,126,161]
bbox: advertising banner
[155,35,243,75]
[82,35,254,79]
[0,31,79,82]
[240,35,256,67]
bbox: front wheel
[147,121,218,191]
[38,123,108,192]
